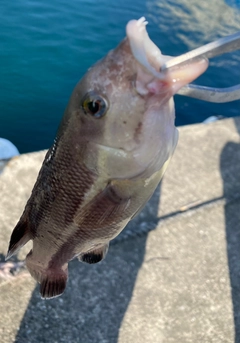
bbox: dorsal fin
[6,217,31,260]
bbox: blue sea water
[0,0,240,153]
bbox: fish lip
[126,17,167,80]
[126,17,174,96]
[126,18,208,96]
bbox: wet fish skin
[6,18,208,299]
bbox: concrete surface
[0,117,240,343]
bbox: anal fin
[78,243,109,264]
[6,217,31,260]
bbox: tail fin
[6,217,31,260]
[40,272,68,299]
[26,252,68,299]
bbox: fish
[6,17,208,299]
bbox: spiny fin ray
[6,218,31,260]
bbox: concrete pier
[0,117,240,343]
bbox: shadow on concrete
[221,117,240,343]
[13,186,161,343]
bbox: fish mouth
[126,17,174,96]
[126,17,169,81]
[126,17,209,96]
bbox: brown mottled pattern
[44,146,94,228]
[49,172,162,268]
[12,133,97,257]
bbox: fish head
[58,18,208,179]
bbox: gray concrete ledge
[0,117,240,343]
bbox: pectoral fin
[78,243,109,264]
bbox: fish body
[7,18,208,298]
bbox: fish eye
[81,91,108,118]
